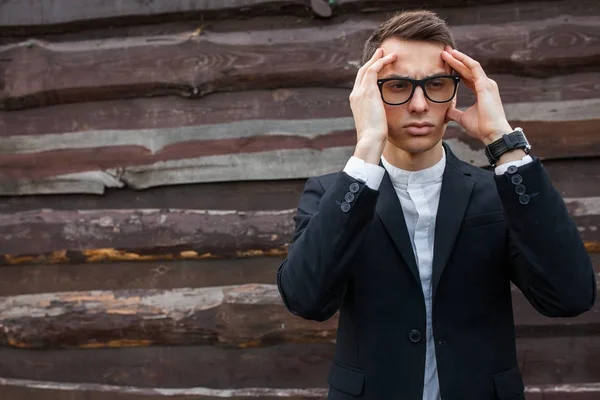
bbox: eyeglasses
[377,75,461,106]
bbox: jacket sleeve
[496,158,596,317]
[276,172,379,321]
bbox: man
[276,10,595,400]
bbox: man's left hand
[442,46,513,145]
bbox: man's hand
[349,48,397,164]
[442,46,513,145]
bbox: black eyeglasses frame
[376,74,461,106]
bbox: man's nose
[408,87,428,112]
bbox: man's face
[378,38,457,155]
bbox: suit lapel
[376,169,420,284]
[432,143,475,297]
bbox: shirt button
[511,174,523,185]
[341,202,351,212]
[344,192,355,203]
[515,184,527,195]
[408,329,421,343]
[507,165,518,175]
[519,194,530,205]
[349,182,360,193]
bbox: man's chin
[389,132,442,154]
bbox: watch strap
[484,128,530,166]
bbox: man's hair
[362,10,456,64]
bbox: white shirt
[343,148,532,400]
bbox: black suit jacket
[277,143,596,400]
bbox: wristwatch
[484,127,531,166]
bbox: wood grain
[0,337,598,388]
[0,197,598,262]
[0,0,565,32]
[2,17,599,110]
[1,158,598,214]
[4,71,600,138]
[2,104,600,194]
[0,379,599,400]
[0,276,598,349]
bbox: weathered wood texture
[1,276,599,350]
[1,158,598,214]
[0,337,598,388]
[1,106,599,194]
[2,17,599,110]
[1,254,600,298]
[0,0,570,33]
[0,196,598,263]
[0,381,599,400]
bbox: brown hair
[362,10,456,64]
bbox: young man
[276,10,595,400]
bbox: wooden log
[0,337,598,390]
[0,0,567,33]
[0,254,599,298]
[0,208,296,262]
[0,274,599,350]
[2,17,600,110]
[0,257,283,296]
[0,196,598,262]
[4,72,600,138]
[0,157,598,214]
[0,380,599,400]
[1,100,599,194]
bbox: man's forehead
[380,38,450,77]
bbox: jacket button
[349,182,360,193]
[519,194,530,205]
[408,329,421,343]
[511,174,523,185]
[507,165,518,175]
[515,184,526,195]
[341,202,351,212]
[344,192,355,203]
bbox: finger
[354,48,383,88]
[448,48,487,81]
[441,49,472,81]
[362,52,397,82]
[445,107,464,124]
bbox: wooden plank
[4,72,600,139]
[0,196,598,262]
[0,0,563,31]
[0,157,597,213]
[0,208,295,262]
[0,381,599,400]
[0,257,283,296]
[2,104,599,194]
[2,17,600,110]
[1,254,599,298]
[0,337,597,389]
[1,273,598,350]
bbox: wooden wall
[1,0,599,398]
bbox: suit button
[349,182,360,193]
[344,192,355,203]
[507,165,518,175]
[515,184,526,195]
[519,194,530,205]
[408,329,421,343]
[511,174,523,185]
[341,202,351,212]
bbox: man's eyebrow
[380,71,449,80]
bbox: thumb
[445,107,464,124]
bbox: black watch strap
[484,128,531,166]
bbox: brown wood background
[1,0,599,398]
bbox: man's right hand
[349,48,397,164]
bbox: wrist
[481,123,513,145]
[354,136,386,165]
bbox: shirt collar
[381,147,446,186]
